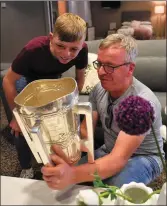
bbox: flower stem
[99,191,109,198]
[115,192,133,202]
[140,189,161,203]
[151,125,167,175]
[99,191,133,203]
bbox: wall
[68,1,92,27]
[1,1,49,63]
[91,1,154,38]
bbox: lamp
[154,4,165,38]
[154,5,165,14]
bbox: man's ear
[49,32,53,40]
[128,62,135,75]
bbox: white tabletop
[1,176,91,205]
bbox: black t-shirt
[12,36,88,83]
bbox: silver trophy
[13,77,94,165]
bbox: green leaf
[92,171,118,203]
[110,192,117,201]
[108,186,119,192]
[93,171,106,188]
[104,188,117,200]
[99,196,103,205]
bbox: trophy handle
[13,108,52,165]
[30,120,53,165]
[74,102,94,163]
[13,108,43,164]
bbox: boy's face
[49,33,85,64]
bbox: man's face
[97,43,134,93]
[49,33,85,64]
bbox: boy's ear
[49,32,53,40]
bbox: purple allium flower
[115,95,155,135]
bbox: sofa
[62,39,167,125]
[0,39,166,125]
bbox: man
[41,34,164,189]
[2,13,88,178]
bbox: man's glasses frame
[93,60,131,74]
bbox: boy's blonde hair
[53,13,87,42]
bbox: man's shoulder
[24,36,49,51]
[92,82,103,93]
[90,83,107,101]
[133,77,161,107]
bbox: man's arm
[72,131,145,184]
[75,68,85,92]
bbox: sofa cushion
[134,57,166,92]
[79,94,89,102]
[81,64,100,94]
[62,53,100,95]
[61,52,98,81]
[154,92,166,110]
[61,66,76,79]
[137,40,166,57]
[81,53,100,95]
[86,39,103,54]
[154,92,166,125]
[122,21,131,26]
[87,53,97,64]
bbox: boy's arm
[3,67,22,112]
[75,68,85,92]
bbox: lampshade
[154,5,165,14]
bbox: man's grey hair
[99,34,138,63]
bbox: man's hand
[41,145,75,190]
[10,117,21,137]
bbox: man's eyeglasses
[93,60,131,74]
